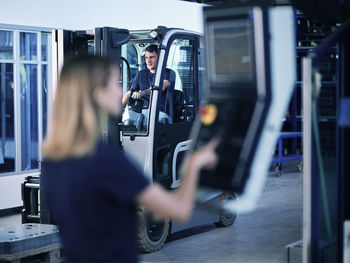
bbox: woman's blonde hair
[42,55,116,160]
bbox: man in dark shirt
[122,44,174,127]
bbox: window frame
[0,25,52,177]
[160,33,200,124]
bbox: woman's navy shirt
[42,143,150,263]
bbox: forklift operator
[122,44,174,126]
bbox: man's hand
[162,80,171,91]
[131,91,141,100]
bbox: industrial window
[0,28,51,175]
[0,30,15,173]
[166,38,196,123]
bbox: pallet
[0,224,61,263]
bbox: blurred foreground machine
[192,1,296,213]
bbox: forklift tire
[137,208,170,253]
[216,192,237,227]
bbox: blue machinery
[303,18,350,263]
[271,132,303,176]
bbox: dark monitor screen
[194,7,267,192]
[208,18,255,83]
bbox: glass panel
[312,50,339,262]
[0,63,15,173]
[41,33,48,61]
[121,44,138,93]
[42,65,47,137]
[20,64,38,170]
[20,32,37,61]
[0,30,14,60]
[127,44,139,81]
[121,90,151,134]
[121,43,151,136]
[166,39,195,123]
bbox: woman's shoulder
[42,143,122,166]
[95,142,131,166]
[96,142,122,156]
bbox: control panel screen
[208,18,255,83]
[193,8,267,192]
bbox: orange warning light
[200,104,218,125]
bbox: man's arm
[122,71,141,107]
[162,80,171,91]
[122,90,131,107]
[162,69,175,91]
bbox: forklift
[22,25,236,252]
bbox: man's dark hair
[145,44,158,54]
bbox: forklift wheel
[137,208,170,253]
[216,192,237,227]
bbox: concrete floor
[140,168,303,263]
[0,164,302,263]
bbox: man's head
[145,44,158,72]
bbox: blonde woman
[42,55,218,263]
